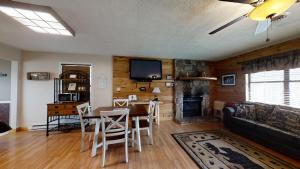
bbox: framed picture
[27,72,50,80]
[68,83,77,91]
[221,74,236,86]
[69,74,77,79]
[165,82,174,87]
[166,75,173,80]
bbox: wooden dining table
[82,104,148,157]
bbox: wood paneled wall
[211,37,300,103]
[113,56,175,121]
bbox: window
[246,68,300,108]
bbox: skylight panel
[13,18,36,26]
[44,28,59,34]
[0,1,75,36]
[28,26,46,33]
[47,22,65,29]
[15,8,42,20]
[57,29,72,36]
[32,20,51,28]
[35,11,58,22]
[0,6,24,18]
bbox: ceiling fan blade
[209,14,248,35]
[255,19,271,35]
[219,0,249,4]
[219,0,258,4]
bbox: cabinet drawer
[65,104,77,110]
[48,105,64,110]
[48,110,78,116]
[63,110,78,115]
[48,110,61,116]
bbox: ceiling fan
[209,0,300,37]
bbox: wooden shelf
[55,78,89,81]
[179,77,217,81]
[152,79,175,83]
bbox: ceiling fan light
[249,0,296,21]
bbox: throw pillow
[266,106,300,135]
[235,104,246,118]
[245,105,256,121]
[255,103,275,123]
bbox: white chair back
[100,108,130,166]
[101,109,129,137]
[148,101,156,117]
[113,99,129,107]
[76,102,92,152]
[77,102,90,128]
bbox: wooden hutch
[46,70,90,136]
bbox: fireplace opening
[182,96,203,117]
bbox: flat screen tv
[130,59,162,81]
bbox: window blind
[246,68,300,108]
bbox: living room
[0,0,299,168]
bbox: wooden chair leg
[125,136,128,163]
[102,142,106,167]
[156,105,160,125]
[132,130,135,147]
[88,133,92,142]
[149,124,153,145]
[80,131,85,152]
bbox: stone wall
[175,60,211,121]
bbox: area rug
[172,131,298,169]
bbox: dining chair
[77,102,94,152]
[131,101,156,147]
[100,108,130,167]
[113,99,129,107]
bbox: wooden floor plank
[0,121,299,169]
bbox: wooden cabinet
[47,103,78,116]
[46,102,82,136]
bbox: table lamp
[152,87,161,101]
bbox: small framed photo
[68,83,77,91]
[166,75,173,80]
[165,82,174,87]
[69,74,77,79]
[221,74,236,86]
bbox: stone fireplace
[182,96,203,117]
[175,60,211,122]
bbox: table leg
[156,104,160,125]
[135,116,142,152]
[91,118,101,157]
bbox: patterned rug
[172,131,298,169]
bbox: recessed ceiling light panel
[0,0,75,36]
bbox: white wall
[21,51,112,128]
[0,43,21,129]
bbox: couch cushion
[234,103,256,120]
[245,105,256,120]
[254,103,275,123]
[266,106,300,135]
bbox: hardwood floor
[0,121,299,169]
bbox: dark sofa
[223,102,300,161]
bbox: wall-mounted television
[130,59,162,81]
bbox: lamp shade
[249,0,296,21]
[152,87,161,94]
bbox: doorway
[60,63,92,103]
[0,59,11,131]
